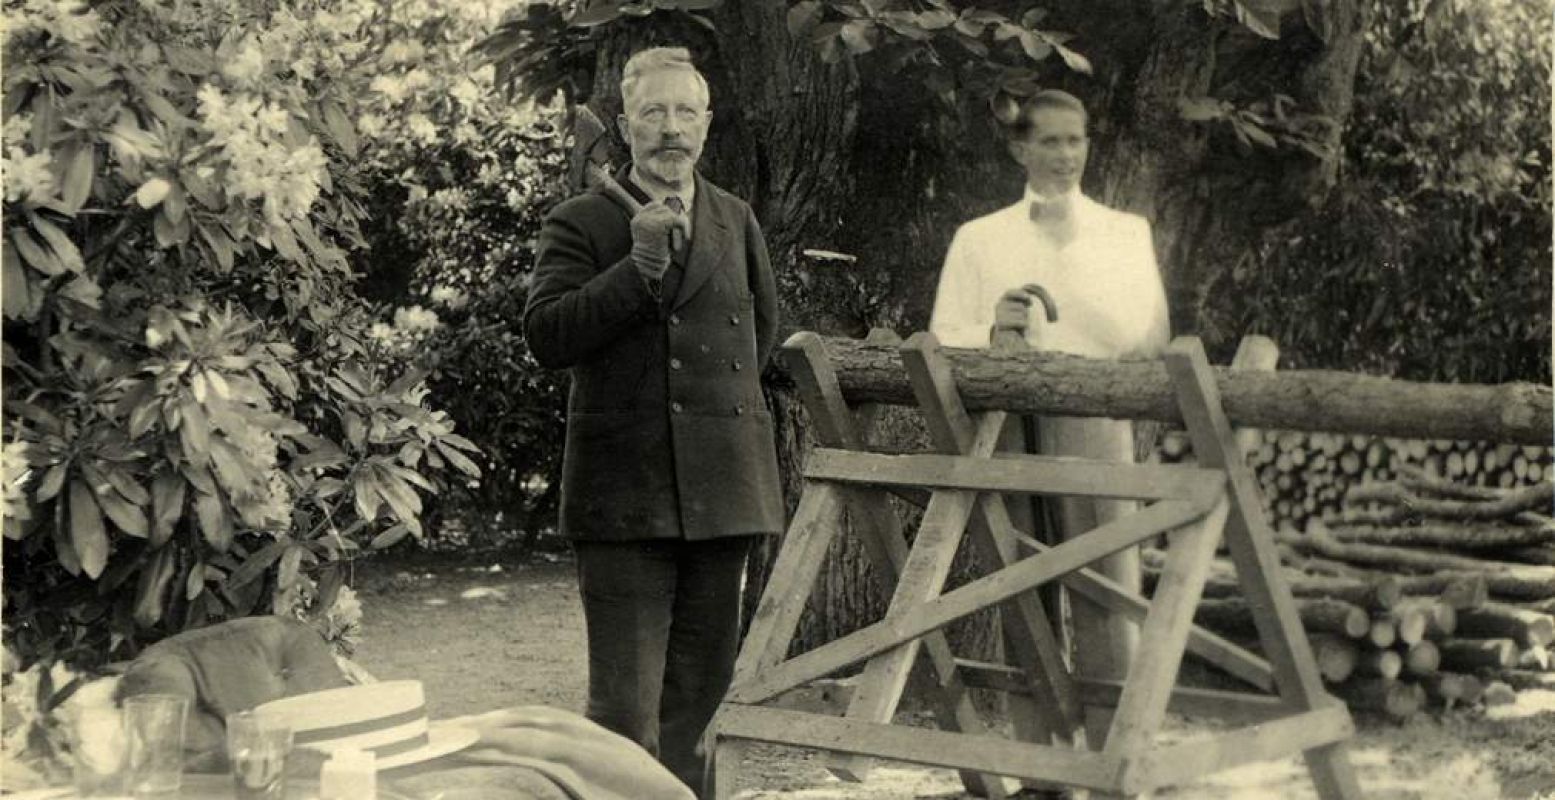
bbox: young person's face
[618,70,711,188]
[1010,106,1089,196]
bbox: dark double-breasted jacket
[523,171,783,541]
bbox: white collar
[1022,183,1082,206]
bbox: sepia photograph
[1,0,1551,798]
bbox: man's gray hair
[621,47,710,109]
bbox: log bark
[1438,638,1517,671]
[1193,596,1369,638]
[1518,645,1550,671]
[1421,672,1471,709]
[1347,473,1555,521]
[1402,640,1440,678]
[1309,633,1359,683]
[1355,647,1403,679]
[1454,603,1555,648]
[1495,546,1555,567]
[1395,575,1489,610]
[1480,671,1549,693]
[1281,532,1555,599]
[1326,522,1555,550]
[1331,678,1424,720]
[801,337,1555,445]
[1395,599,1456,640]
[1386,607,1428,646]
[1483,681,1517,707]
[1367,617,1397,648]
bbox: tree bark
[1454,603,1555,649]
[788,337,1553,444]
[1331,677,1423,720]
[1327,523,1555,550]
[1438,638,1517,671]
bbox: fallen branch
[1342,480,1554,522]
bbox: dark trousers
[574,536,755,796]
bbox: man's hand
[630,202,691,282]
[993,288,1034,335]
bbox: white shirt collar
[1022,183,1082,206]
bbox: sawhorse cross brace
[707,332,1361,799]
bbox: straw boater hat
[253,681,478,769]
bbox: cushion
[115,616,348,767]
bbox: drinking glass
[122,694,189,797]
[227,710,294,800]
[69,704,129,797]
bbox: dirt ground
[351,552,1555,799]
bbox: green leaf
[787,1,823,36]
[373,466,422,524]
[321,102,359,159]
[68,480,109,579]
[31,217,83,273]
[36,463,68,502]
[276,545,303,591]
[60,146,94,214]
[840,20,877,54]
[134,178,172,209]
[11,227,64,275]
[208,436,257,497]
[186,559,206,601]
[1233,0,1282,39]
[1052,42,1093,75]
[179,398,211,465]
[570,2,622,26]
[53,519,82,575]
[434,440,481,477]
[103,468,151,506]
[95,487,148,539]
[1178,97,1227,122]
[226,537,288,589]
[2,242,33,319]
[916,9,955,29]
[150,471,185,548]
[193,490,233,551]
[370,522,412,550]
[353,470,383,522]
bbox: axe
[570,105,685,251]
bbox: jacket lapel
[672,173,730,311]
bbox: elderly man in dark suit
[522,46,782,796]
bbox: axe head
[568,105,621,194]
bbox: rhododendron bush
[0,0,558,669]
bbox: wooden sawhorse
[707,332,1361,799]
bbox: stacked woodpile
[1148,434,1555,721]
[1156,431,1555,535]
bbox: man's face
[618,69,711,188]
[1010,106,1088,195]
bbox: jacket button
[699,344,711,354]
[671,402,683,413]
[670,358,683,370]
[728,314,740,325]
[733,403,745,415]
[669,314,681,326]
[731,359,743,371]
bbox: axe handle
[585,162,686,251]
[586,162,644,214]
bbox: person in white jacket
[929,89,1171,749]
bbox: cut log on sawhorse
[707,333,1361,800]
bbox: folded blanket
[392,706,695,800]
